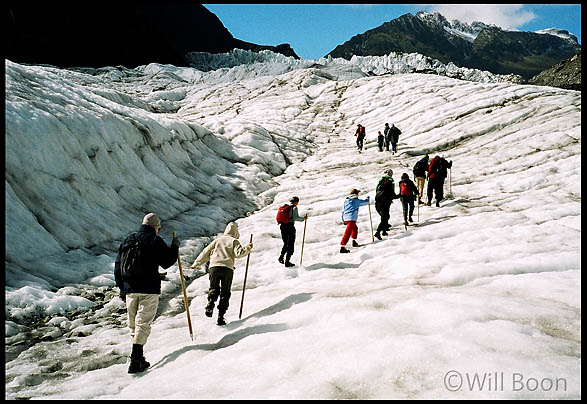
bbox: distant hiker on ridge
[377,130,384,152]
[389,123,401,154]
[399,173,419,226]
[355,124,366,153]
[340,188,370,253]
[114,213,180,374]
[412,154,429,205]
[427,155,453,207]
[374,169,399,240]
[191,222,253,326]
[275,196,308,267]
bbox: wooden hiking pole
[239,234,253,319]
[368,202,375,242]
[299,217,307,266]
[174,232,194,341]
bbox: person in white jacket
[191,222,253,325]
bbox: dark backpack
[399,181,413,196]
[413,160,426,177]
[437,158,448,178]
[120,233,148,281]
[276,205,292,224]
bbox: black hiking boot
[436,200,440,207]
[352,240,360,247]
[278,255,284,264]
[205,299,215,317]
[374,232,382,240]
[128,357,149,374]
[340,246,350,253]
[128,344,148,374]
[381,230,388,236]
[285,261,295,267]
[217,314,227,326]
[426,201,432,206]
[409,217,413,223]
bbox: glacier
[4,50,581,399]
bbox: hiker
[377,131,384,152]
[384,123,392,151]
[355,124,366,152]
[399,173,419,226]
[114,213,180,374]
[276,196,308,267]
[191,222,253,326]
[374,169,399,240]
[390,124,401,154]
[427,155,453,207]
[340,188,370,253]
[412,154,429,204]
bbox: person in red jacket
[354,124,366,152]
[398,173,419,226]
[426,155,453,207]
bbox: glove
[247,242,254,250]
[366,196,370,202]
[119,290,126,301]
[172,236,180,247]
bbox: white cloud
[422,4,536,29]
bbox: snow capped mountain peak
[535,28,579,44]
[415,11,496,43]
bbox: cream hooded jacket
[191,222,251,271]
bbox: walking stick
[173,232,194,341]
[300,217,307,266]
[368,202,374,242]
[239,234,253,319]
[417,195,420,223]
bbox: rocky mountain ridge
[326,12,580,81]
[528,50,581,91]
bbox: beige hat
[142,213,161,229]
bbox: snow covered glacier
[4,51,581,399]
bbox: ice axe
[299,216,307,266]
[368,201,374,242]
[239,234,253,319]
[173,231,194,341]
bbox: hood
[224,222,240,238]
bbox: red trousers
[341,221,358,245]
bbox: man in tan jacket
[191,222,253,325]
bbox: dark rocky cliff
[5,1,298,68]
[528,51,581,91]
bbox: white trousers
[126,293,159,346]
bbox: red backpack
[399,181,412,196]
[276,205,291,224]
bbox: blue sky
[203,4,581,60]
